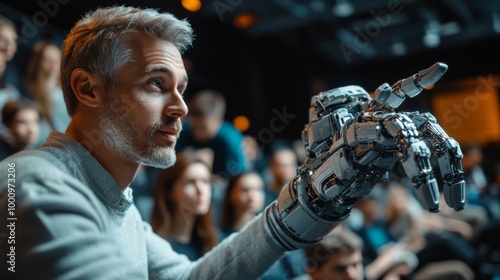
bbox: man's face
[270,150,298,185]
[8,108,40,147]
[312,250,364,280]
[99,31,188,168]
[0,26,17,62]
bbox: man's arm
[147,210,286,280]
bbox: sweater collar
[41,131,134,213]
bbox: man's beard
[99,99,181,169]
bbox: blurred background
[1,0,500,167]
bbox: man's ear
[70,68,105,108]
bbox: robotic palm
[265,62,466,250]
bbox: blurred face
[0,26,17,62]
[171,162,212,216]
[389,188,408,215]
[230,173,265,214]
[270,150,297,185]
[190,115,221,143]
[99,32,188,168]
[312,250,363,280]
[8,108,40,147]
[39,45,61,79]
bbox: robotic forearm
[265,62,465,251]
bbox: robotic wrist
[264,177,351,251]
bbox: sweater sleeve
[147,210,285,280]
[0,158,145,280]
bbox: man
[0,99,40,159]
[0,6,284,279]
[176,89,247,177]
[302,229,365,280]
[264,147,298,207]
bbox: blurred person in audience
[383,184,481,278]
[23,40,71,145]
[176,89,247,178]
[242,135,268,176]
[298,228,418,280]
[0,15,18,63]
[481,162,500,221]
[264,147,298,207]
[461,142,488,205]
[0,48,21,124]
[220,170,266,239]
[150,151,218,261]
[220,170,306,279]
[0,99,40,159]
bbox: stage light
[233,13,258,29]
[233,115,251,132]
[181,0,201,12]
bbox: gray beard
[99,108,177,169]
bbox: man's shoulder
[217,121,243,139]
[0,148,78,188]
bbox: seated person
[300,228,414,280]
[150,151,219,261]
[0,99,40,159]
[0,51,21,124]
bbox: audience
[150,151,219,261]
[0,99,40,159]
[23,40,70,145]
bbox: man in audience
[0,99,40,159]
[176,90,247,178]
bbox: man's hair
[305,229,362,269]
[189,90,226,118]
[0,15,16,31]
[2,99,40,126]
[60,6,194,116]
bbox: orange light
[233,115,251,132]
[181,0,202,12]
[233,13,258,29]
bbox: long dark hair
[220,170,261,229]
[150,151,218,255]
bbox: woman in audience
[150,151,218,261]
[220,171,306,279]
[23,40,70,144]
[219,170,266,239]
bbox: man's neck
[65,119,139,190]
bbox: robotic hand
[265,62,466,251]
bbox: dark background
[1,0,500,155]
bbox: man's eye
[148,79,161,88]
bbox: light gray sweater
[0,131,284,279]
